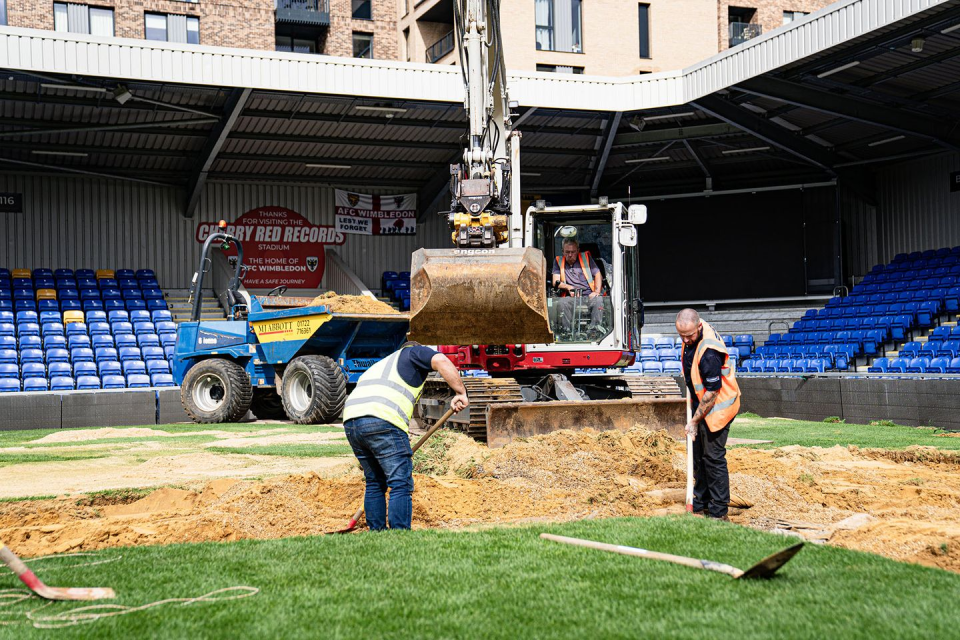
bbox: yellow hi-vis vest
[682,319,741,432]
[342,347,426,432]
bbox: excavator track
[620,375,683,399]
[417,376,523,441]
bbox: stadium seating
[0,266,176,392]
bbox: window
[535,0,582,53]
[353,32,373,58]
[783,11,807,25]
[352,0,372,20]
[144,13,199,44]
[276,35,318,54]
[53,3,114,36]
[536,64,583,74]
[638,3,650,59]
[1,0,7,27]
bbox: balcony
[427,31,455,63]
[729,21,762,47]
[276,0,330,26]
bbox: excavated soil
[309,292,398,314]
[1,428,959,573]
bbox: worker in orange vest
[551,238,605,340]
[677,308,742,521]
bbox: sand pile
[309,291,398,314]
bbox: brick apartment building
[0,0,398,60]
[400,0,836,76]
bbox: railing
[729,22,761,47]
[324,248,376,299]
[275,0,330,25]
[427,31,455,63]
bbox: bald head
[676,308,701,346]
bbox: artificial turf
[732,415,960,450]
[1,516,955,639]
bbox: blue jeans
[343,417,414,530]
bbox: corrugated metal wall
[0,173,448,291]
[839,184,879,279]
[875,152,960,263]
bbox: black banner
[0,193,23,213]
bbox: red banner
[195,206,345,289]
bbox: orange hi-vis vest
[556,251,597,296]
[682,319,741,432]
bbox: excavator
[407,0,684,447]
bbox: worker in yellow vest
[342,342,468,530]
[551,238,605,340]
[677,308,742,521]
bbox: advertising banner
[195,206,345,289]
[335,190,417,235]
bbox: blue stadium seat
[929,326,951,344]
[112,322,134,335]
[76,375,101,390]
[0,349,17,365]
[899,341,922,359]
[0,301,14,312]
[656,347,675,362]
[50,376,75,391]
[115,269,135,280]
[19,336,41,351]
[164,346,176,360]
[108,310,130,324]
[0,363,19,379]
[639,337,655,350]
[125,299,147,312]
[919,343,938,360]
[937,340,960,358]
[137,334,160,348]
[160,334,177,348]
[777,359,794,373]
[639,349,658,362]
[734,334,753,356]
[78,278,98,290]
[73,269,94,280]
[20,348,44,365]
[16,310,38,324]
[59,300,81,312]
[80,289,101,301]
[867,357,889,373]
[64,322,85,337]
[151,310,173,323]
[0,379,19,393]
[142,289,163,301]
[67,335,91,350]
[155,321,177,335]
[118,279,139,290]
[151,373,176,387]
[947,357,960,374]
[0,323,13,337]
[130,310,151,324]
[71,347,95,364]
[641,361,662,374]
[72,361,97,377]
[98,278,119,290]
[102,374,126,388]
[789,359,806,373]
[141,346,165,362]
[906,358,929,373]
[133,321,155,336]
[21,362,45,378]
[0,336,15,351]
[119,289,140,301]
[889,357,910,373]
[115,334,137,349]
[104,300,125,312]
[118,346,141,362]
[46,348,70,365]
[146,360,170,376]
[88,322,111,336]
[928,357,950,374]
[662,360,681,375]
[126,373,151,388]
[44,335,67,350]
[0,311,12,325]
[98,361,122,377]
[22,377,47,392]
[122,360,146,376]
[91,335,114,350]
[135,269,156,280]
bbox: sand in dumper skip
[2,428,959,573]
[309,292,398,315]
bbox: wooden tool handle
[685,391,694,512]
[540,533,742,578]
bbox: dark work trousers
[691,414,732,519]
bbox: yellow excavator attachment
[407,247,554,346]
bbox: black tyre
[181,358,253,423]
[281,355,347,424]
[251,388,287,420]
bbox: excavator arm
[408,0,554,346]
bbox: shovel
[541,533,804,579]
[331,407,457,534]
[0,543,115,601]
[685,390,694,513]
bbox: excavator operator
[551,238,605,340]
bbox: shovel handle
[685,391,694,513]
[0,543,44,591]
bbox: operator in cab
[342,342,468,530]
[551,238,605,340]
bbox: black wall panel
[0,394,61,431]
[61,390,157,429]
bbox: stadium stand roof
[0,0,958,212]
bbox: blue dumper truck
[173,227,409,423]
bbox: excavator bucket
[407,247,554,346]
[485,397,687,448]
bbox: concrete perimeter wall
[738,376,960,431]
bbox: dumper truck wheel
[181,358,253,423]
[281,355,347,424]
[251,388,287,420]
